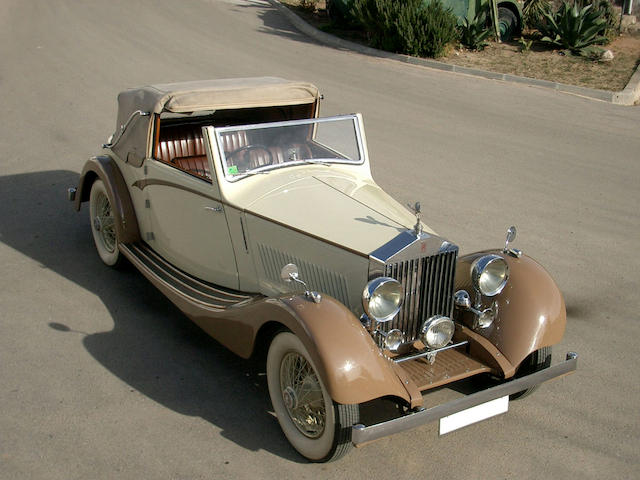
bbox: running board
[120,243,258,310]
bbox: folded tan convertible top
[116,77,320,128]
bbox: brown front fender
[273,296,415,406]
[74,155,140,244]
[148,285,415,407]
[455,250,566,371]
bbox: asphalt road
[1,1,639,478]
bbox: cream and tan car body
[72,78,576,447]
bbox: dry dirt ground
[285,1,640,92]
[440,32,640,91]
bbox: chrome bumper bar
[352,351,578,446]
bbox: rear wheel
[266,331,358,462]
[510,346,552,400]
[89,179,121,267]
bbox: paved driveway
[1,1,639,478]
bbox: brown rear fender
[75,155,141,244]
[455,250,567,372]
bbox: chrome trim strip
[133,244,249,301]
[130,244,237,305]
[120,243,256,309]
[351,352,578,446]
[393,341,468,364]
[103,110,150,148]
[142,246,247,299]
[131,179,217,198]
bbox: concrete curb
[268,0,640,106]
[613,61,640,105]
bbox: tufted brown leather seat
[156,126,256,179]
[172,155,209,177]
[157,125,210,178]
[156,126,311,177]
[219,130,248,153]
[220,131,277,171]
[229,142,311,171]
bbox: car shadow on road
[0,170,304,463]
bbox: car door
[140,155,239,289]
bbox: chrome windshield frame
[214,114,366,182]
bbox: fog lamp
[420,315,455,349]
[384,329,404,352]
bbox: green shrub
[593,0,618,41]
[458,0,491,51]
[353,0,405,52]
[353,0,458,58]
[538,1,607,55]
[326,0,357,25]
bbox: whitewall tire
[266,331,358,462]
[89,179,121,267]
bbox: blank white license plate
[439,396,509,435]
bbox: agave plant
[539,1,607,55]
[459,0,491,50]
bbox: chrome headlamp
[420,315,455,349]
[471,254,509,297]
[362,277,403,322]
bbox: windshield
[215,115,364,181]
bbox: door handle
[204,206,223,213]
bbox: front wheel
[89,179,121,267]
[266,331,358,462]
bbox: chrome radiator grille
[377,249,458,345]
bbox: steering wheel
[228,144,273,168]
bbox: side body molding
[455,250,567,369]
[75,155,141,244]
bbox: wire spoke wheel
[95,192,116,252]
[280,352,326,438]
[89,179,121,267]
[267,331,358,462]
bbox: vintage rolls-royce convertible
[70,77,577,462]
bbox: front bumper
[352,351,578,445]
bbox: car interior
[153,104,315,180]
